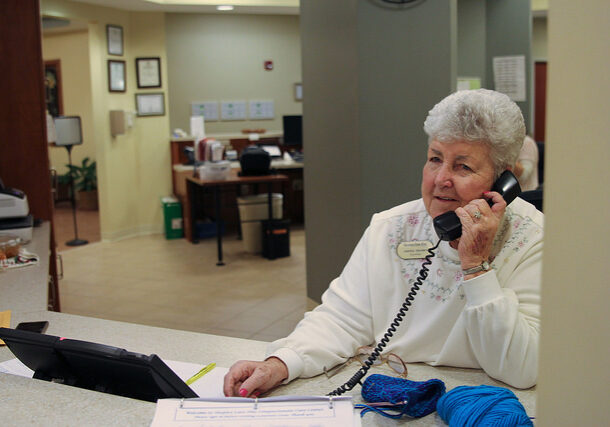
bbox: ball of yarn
[436,385,533,426]
[360,374,446,419]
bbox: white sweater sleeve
[266,228,375,382]
[461,239,542,389]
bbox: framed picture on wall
[135,57,161,88]
[44,60,63,117]
[106,25,123,56]
[108,60,126,92]
[135,93,165,116]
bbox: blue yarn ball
[436,385,533,426]
[361,374,446,419]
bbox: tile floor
[54,204,313,342]
[53,201,101,252]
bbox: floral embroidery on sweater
[388,210,465,303]
[386,204,542,305]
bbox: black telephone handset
[433,170,522,241]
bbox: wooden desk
[186,170,289,265]
[170,138,304,231]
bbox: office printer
[0,180,33,242]
[239,146,271,176]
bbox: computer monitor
[0,327,197,402]
[53,116,82,146]
[282,115,302,149]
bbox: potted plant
[65,157,98,210]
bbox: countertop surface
[0,223,536,426]
[0,222,49,314]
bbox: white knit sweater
[268,198,543,389]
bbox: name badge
[396,240,433,260]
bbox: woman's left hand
[454,191,506,273]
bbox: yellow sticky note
[0,310,11,346]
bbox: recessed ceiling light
[217,5,234,11]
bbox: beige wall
[42,29,95,175]
[41,0,301,240]
[531,0,549,11]
[537,0,609,424]
[42,0,171,240]
[165,13,302,135]
[532,17,547,60]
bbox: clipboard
[152,395,361,426]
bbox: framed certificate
[106,25,123,56]
[108,60,126,92]
[136,57,161,88]
[135,93,165,116]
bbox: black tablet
[0,327,197,402]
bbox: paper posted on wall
[493,55,526,102]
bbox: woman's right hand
[223,357,288,397]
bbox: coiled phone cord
[328,239,441,396]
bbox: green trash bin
[161,196,183,239]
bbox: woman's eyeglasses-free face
[323,346,408,378]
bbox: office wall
[532,17,547,60]
[537,1,609,424]
[300,1,361,302]
[165,13,302,135]
[41,0,171,240]
[42,30,95,175]
[302,0,456,302]
[486,0,533,131]
[457,0,486,86]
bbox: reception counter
[0,225,536,426]
[0,222,51,314]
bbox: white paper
[109,61,125,91]
[164,359,228,398]
[137,59,160,87]
[261,145,281,157]
[151,396,360,427]
[190,115,206,139]
[46,112,56,143]
[457,77,481,91]
[221,101,247,121]
[192,101,219,121]
[249,100,275,120]
[137,94,164,115]
[493,55,526,102]
[0,358,34,377]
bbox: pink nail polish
[253,391,261,397]
[239,388,248,397]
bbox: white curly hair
[423,89,526,178]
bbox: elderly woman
[224,89,543,397]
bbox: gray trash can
[237,194,283,253]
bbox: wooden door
[534,61,547,143]
[0,0,60,310]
